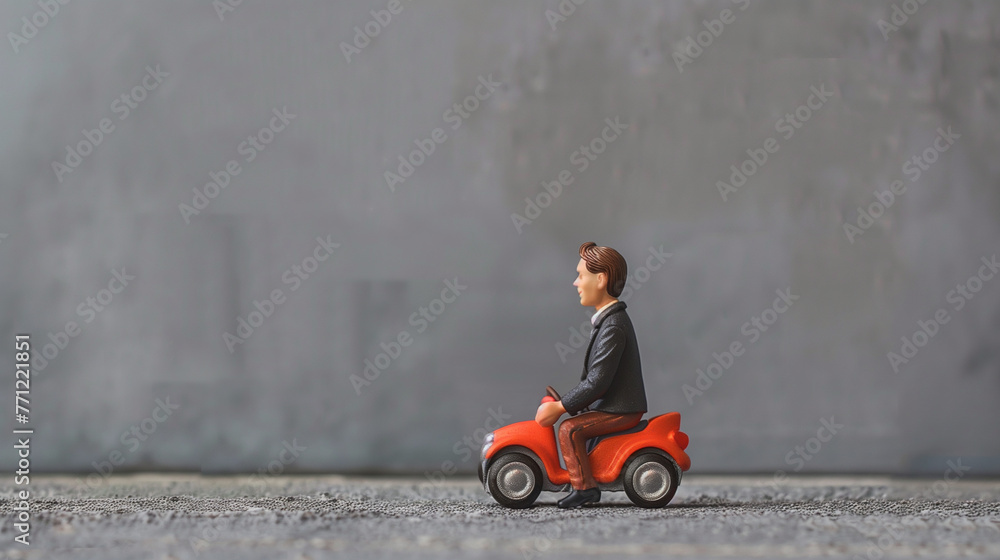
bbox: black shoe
[557,487,601,509]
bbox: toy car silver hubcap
[496,462,535,500]
[633,461,670,501]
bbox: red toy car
[479,387,691,508]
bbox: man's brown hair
[579,242,628,298]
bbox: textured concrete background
[0,1,999,476]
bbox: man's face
[573,258,606,307]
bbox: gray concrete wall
[1,0,998,477]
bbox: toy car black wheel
[623,451,680,508]
[486,452,542,509]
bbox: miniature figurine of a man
[535,242,648,508]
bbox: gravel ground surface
[0,474,998,559]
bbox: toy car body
[479,395,691,508]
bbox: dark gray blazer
[561,301,647,415]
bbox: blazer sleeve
[561,325,626,415]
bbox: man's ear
[596,272,607,291]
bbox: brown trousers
[557,411,643,490]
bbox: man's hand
[535,400,566,427]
